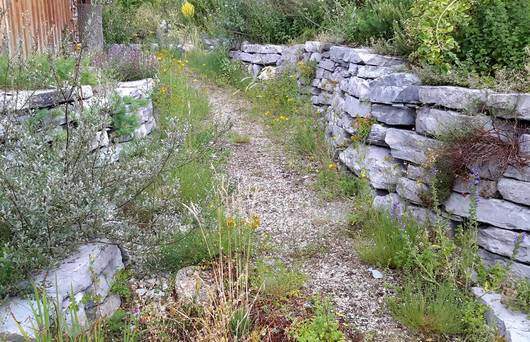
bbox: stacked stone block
[230,42,530,281]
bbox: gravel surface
[201,80,419,341]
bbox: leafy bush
[186,48,250,90]
[457,0,530,74]
[191,0,334,44]
[405,0,473,71]
[355,207,421,269]
[504,279,530,317]
[327,0,412,46]
[103,1,162,44]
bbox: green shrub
[504,279,530,317]
[290,299,345,342]
[405,0,473,71]
[187,48,251,90]
[457,0,530,74]
[327,0,412,46]
[110,270,132,300]
[103,1,161,44]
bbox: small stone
[304,41,331,53]
[367,124,388,147]
[396,177,428,205]
[368,268,383,279]
[319,59,336,72]
[175,266,213,304]
[343,77,370,100]
[241,43,283,54]
[357,65,403,79]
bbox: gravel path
[200,80,417,341]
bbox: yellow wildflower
[328,163,337,171]
[249,214,261,230]
[226,217,236,228]
[181,1,195,18]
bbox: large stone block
[453,177,497,198]
[342,77,370,100]
[385,128,440,164]
[418,86,487,111]
[344,95,371,118]
[396,177,428,205]
[0,243,124,340]
[251,53,281,65]
[368,73,422,104]
[372,104,415,126]
[347,50,403,67]
[339,145,401,190]
[416,107,492,137]
[445,193,530,231]
[479,249,530,280]
[367,124,388,147]
[505,165,530,182]
[486,93,530,121]
[304,41,331,53]
[241,43,283,54]
[319,59,336,72]
[498,178,530,206]
[357,65,403,79]
[329,46,355,62]
[479,227,529,264]
[472,287,530,342]
[1,86,93,112]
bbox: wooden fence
[0,0,77,57]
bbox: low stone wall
[0,243,124,340]
[0,78,157,157]
[230,41,530,281]
[0,80,156,340]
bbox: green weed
[252,260,306,298]
[290,299,345,342]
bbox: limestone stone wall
[0,243,124,340]
[231,41,530,280]
[0,78,157,157]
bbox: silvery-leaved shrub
[0,83,183,299]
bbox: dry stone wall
[231,41,530,281]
